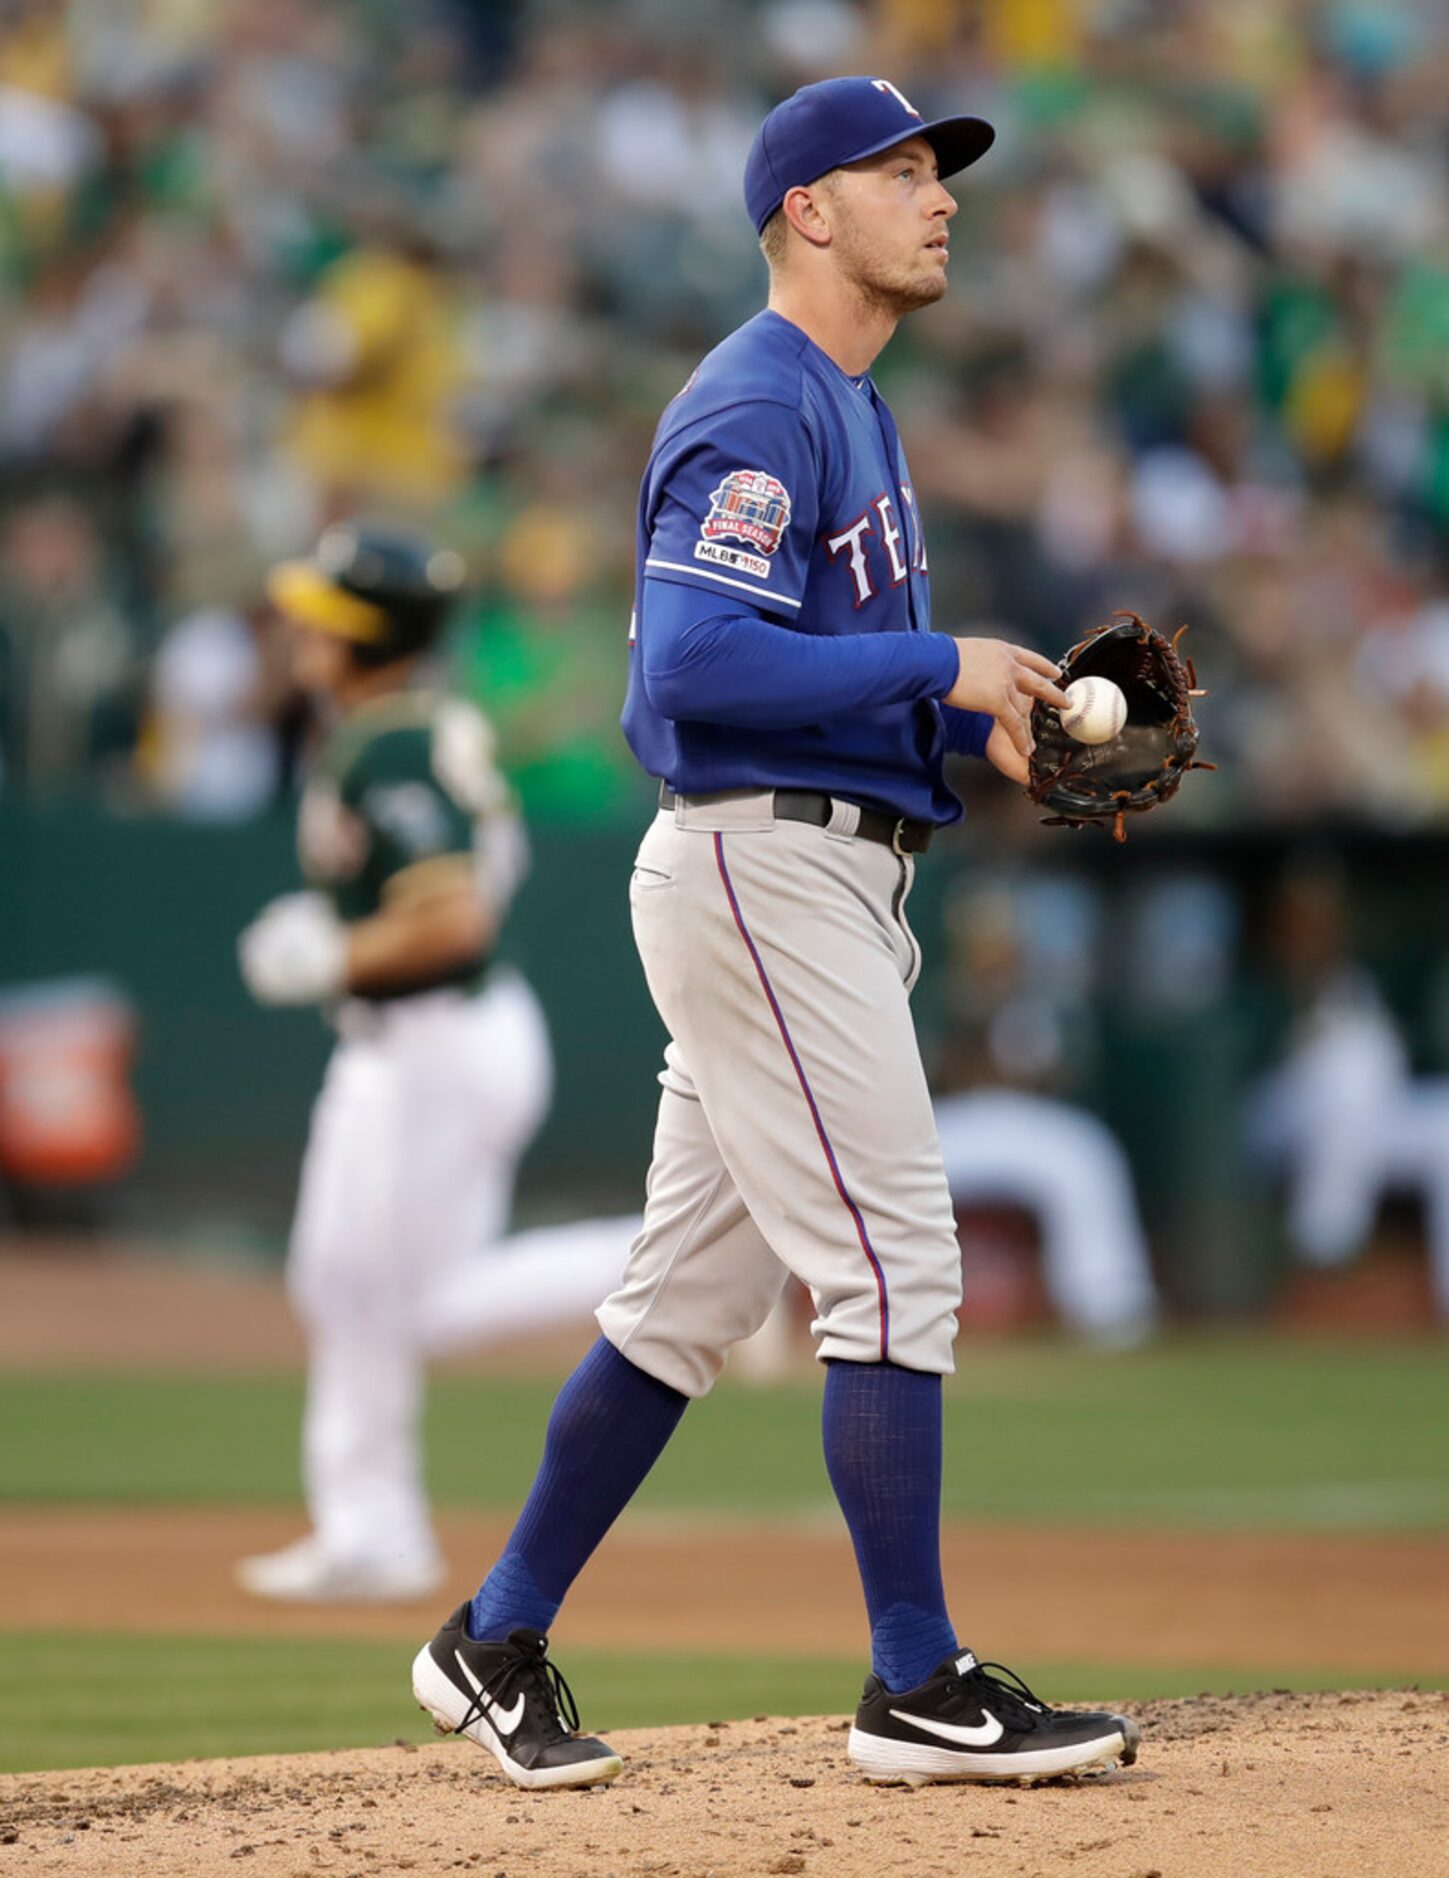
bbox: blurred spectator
[454,424,648,826]
[0,495,141,796]
[933,874,1160,1346]
[144,602,281,819]
[279,241,470,510]
[1245,862,1449,1320]
[0,0,1447,827]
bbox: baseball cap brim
[266,562,390,643]
[839,112,996,183]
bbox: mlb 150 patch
[696,468,792,580]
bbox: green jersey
[298,690,523,947]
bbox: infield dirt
[2,1691,1447,1878]
[4,1248,1447,1873]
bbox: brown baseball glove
[1027,611,1213,842]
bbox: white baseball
[1059,676,1127,744]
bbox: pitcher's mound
[1,1691,1445,1877]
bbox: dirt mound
[2,1691,1445,1878]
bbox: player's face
[823,136,958,314]
[289,622,354,697]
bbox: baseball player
[411,79,1142,1788]
[236,519,633,1603]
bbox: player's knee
[288,1238,400,1331]
[814,1256,960,1373]
[595,1322,724,1399]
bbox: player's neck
[336,659,420,714]
[767,283,896,379]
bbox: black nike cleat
[412,1604,623,1790]
[848,1647,1140,1787]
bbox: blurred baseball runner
[236,519,632,1604]
[412,79,1142,1788]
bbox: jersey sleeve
[643,402,818,624]
[941,703,995,759]
[639,576,960,727]
[340,723,475,894]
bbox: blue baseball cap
[744,76,995,236]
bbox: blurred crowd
[2,0,1449,827]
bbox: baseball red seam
[712,830,890,1359]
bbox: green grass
[2,1336,1447,1530]
[2,1337,1442,1776]
[0,1631,1439,1775]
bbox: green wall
[7,807,1449,1310]
[0,809,669,1228]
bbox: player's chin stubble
[835,221,948,318]
[850,263,947,321]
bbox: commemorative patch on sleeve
[695,468,791,580]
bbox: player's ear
[782,183,833,250]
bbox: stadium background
[1,0,1447,1789]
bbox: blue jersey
[621,309,992,825]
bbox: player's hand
[238,893,349,1006]
[945,638,1070,764]
[983,718,1031,784]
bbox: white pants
[933,1090,1158,1342]
[597,800,964,1396]
[287,972,634,1567]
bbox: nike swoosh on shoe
[888,1707,1005,1748]
[454,1650,526,1735]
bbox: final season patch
[698,469,792,578]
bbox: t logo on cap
[743,76,995,236]
[870,79,920,117]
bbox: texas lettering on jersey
[825,485,928,608]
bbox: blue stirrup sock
[468,1336,689,1641]
[822,1357,957,1693]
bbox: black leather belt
[658,784,932,855]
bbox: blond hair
[758,171,842,270]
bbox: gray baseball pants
[596,791,963,1394]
